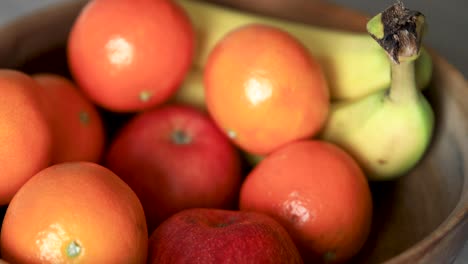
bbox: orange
[204,24,329,155]
[239,140,372,263]
[67,0,195,112]
[33,73,105,164]
[0,69,51,205]
[0,162,148,263]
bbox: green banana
[176,0,432,102]
[319,3,435,180]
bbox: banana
[171,67,206,111]
[319,3,435,180]
[176,0,432,101]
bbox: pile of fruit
[0,0,435,263]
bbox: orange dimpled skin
[0,162,148,264]
[67,0,195,112]
[0,70,51,205]
[239,140,372,263]
[204,24,329,155]
[33,73,105,164]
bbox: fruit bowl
[0,0,466,263]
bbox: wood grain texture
[0,0,466,263]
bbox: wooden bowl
[0,0,466,263]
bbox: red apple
[105,104,243,233]
[148,208,303,264]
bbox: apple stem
[171,130,192,144]
[323,250,336,263]
[79,111,90,126]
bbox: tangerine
[204,24,329,155]
[68,0,195,112]
[0,69,51,205]
[239,140,372,263]
[0,162,148,263]
[33,73,105,164]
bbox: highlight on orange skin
[204,24,329,155]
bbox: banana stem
[388,58,418,102]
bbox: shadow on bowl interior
[0,0,466,263]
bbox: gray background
[0,0,466,263]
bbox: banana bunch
[320,3,434,180]
[173,0,435,180]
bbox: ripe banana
[176,0,432,102]
[319,3,435,180]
